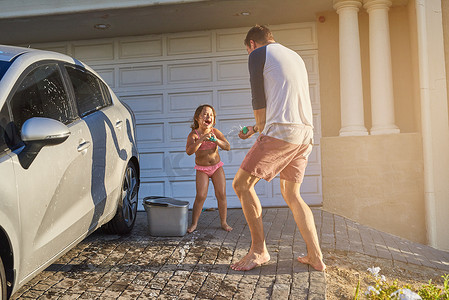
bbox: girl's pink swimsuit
[194,129,224,177]
[195,129,217,150]
[194,161,224,177]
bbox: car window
[100,81,113,106]
[65,66,109,117]
[0,103,22,151]
[0,104,10,152]
[10,63,73,135]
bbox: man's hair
[244,25,274,46]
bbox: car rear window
[65,66,109,117]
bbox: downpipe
[415,0,437,247]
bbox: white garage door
[36,23,322,210]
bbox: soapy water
[209,125,245,142]
[226,125,244,139]
[225,124,249,149]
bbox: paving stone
[252,286,272,299]
[271,283,290,299]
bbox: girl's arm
[186,131,204,155]
[212,129,231,151]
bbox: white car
[0,45,140,299]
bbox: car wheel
[103,161,139,234]
[0,257,6,300]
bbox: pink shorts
[240,134,313,183]
[195,161,224,177]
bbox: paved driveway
[12,207,449,299]
[11,208,326,299]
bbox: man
[230,25,326,272]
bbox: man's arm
[253,108,266,133]
[239,108,266,139]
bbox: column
[364,0,400,135]
[334,0,368,136]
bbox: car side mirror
[18,117,71,169]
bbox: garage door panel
[167,33,212,56]
[168,121,192,143]
[168,62,212,84]
[170,180,201,200]
[166,151,195,177]
[136,123,164,151]
[307,146,321,167]
[95,68,115,88]
[227,136,256,151]
[301,176,322,195]
[313,113,321,144]
[217,59,249,81]
[217,89,252,113]
[119,65,163,87]
[139,181,165,208]
[216,30,247,53]
[140,152,165,174]
[73,42,114,61]
[309,83,320,109]
[299,51,320,78]
[168,91,213,113]
[220,149,248,171]
[121,94,164,121]
[271,24,317,50]
[119,38,163,59]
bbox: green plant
[355,267,449,299]
[354,279,361,300]
[418,274,449,300]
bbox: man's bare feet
[297,255,326,271]
[230,251,270,271]
[221,223,233,232]
[187,223,197,233]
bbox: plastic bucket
[143,196,189,236]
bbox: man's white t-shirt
[248,43,313,145]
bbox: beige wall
[316,11,340,137]
[317,3,426,244]
[321,133,426,243]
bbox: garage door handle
[77,141,91,152]
[115,120,123,128]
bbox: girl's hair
[191,104,216,129]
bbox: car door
[64,65,127,220]
[5,62,96,283]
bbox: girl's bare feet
[297,255,326,271]
[187,223,197,233]
[221,223,233,232]
[230,250,270,271]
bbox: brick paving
[11,208,449,299]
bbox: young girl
[186,104,232,233]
